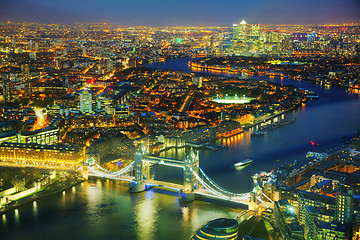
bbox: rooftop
[207,218,238,231]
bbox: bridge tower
[81,166,88,180]
[180,148,199,202]
[130,143,148,192]
[248,191,258,211]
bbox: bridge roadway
[145,179,184,192]
[88,172,135,182]
[87,170,183,192]
[86,163,184,191]
[142,156,184,168]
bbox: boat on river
[252,131,265,136]
[234,159,253,167]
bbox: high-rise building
[297,190,352,240]
[238,20,247,41]
[265,30,280,43]
[3,77,14,103]
[264,30,280,53]
[273,31,280,44]
[298,191,336,226]
[280,34,292,53]
[79,89,93,114]
[335,189,354,225]
[232,24,239,40]
[251,24,260,40]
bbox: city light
[31,108,48,131]
[212,98,251,104]
[0,12,359,240]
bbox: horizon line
[1,21,360,27]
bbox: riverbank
[0,177,84,214]
[243,105,299,130]
[157,143,227,154]
[188,59,360,91]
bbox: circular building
[191,218,239,240]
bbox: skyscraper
[238,20,247,41]
[232,24,239,40]
[251,24,260,40]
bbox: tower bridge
[79,144,272,208]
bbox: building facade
[0,142,84,170]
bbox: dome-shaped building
[191,218,239,240]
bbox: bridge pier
[130,181,146,193]
[179,191,195,202]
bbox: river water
[1,58,360,240]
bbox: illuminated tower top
[240,20,247,25]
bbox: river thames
[1,58,360,240]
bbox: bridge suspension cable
[193,169,249,202]
[193,171,249,203]
[193,171,226,198]
[91,161,135,176]
[198,168,248,198]
[86,163,135,182]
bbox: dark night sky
[0,0,359,25]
